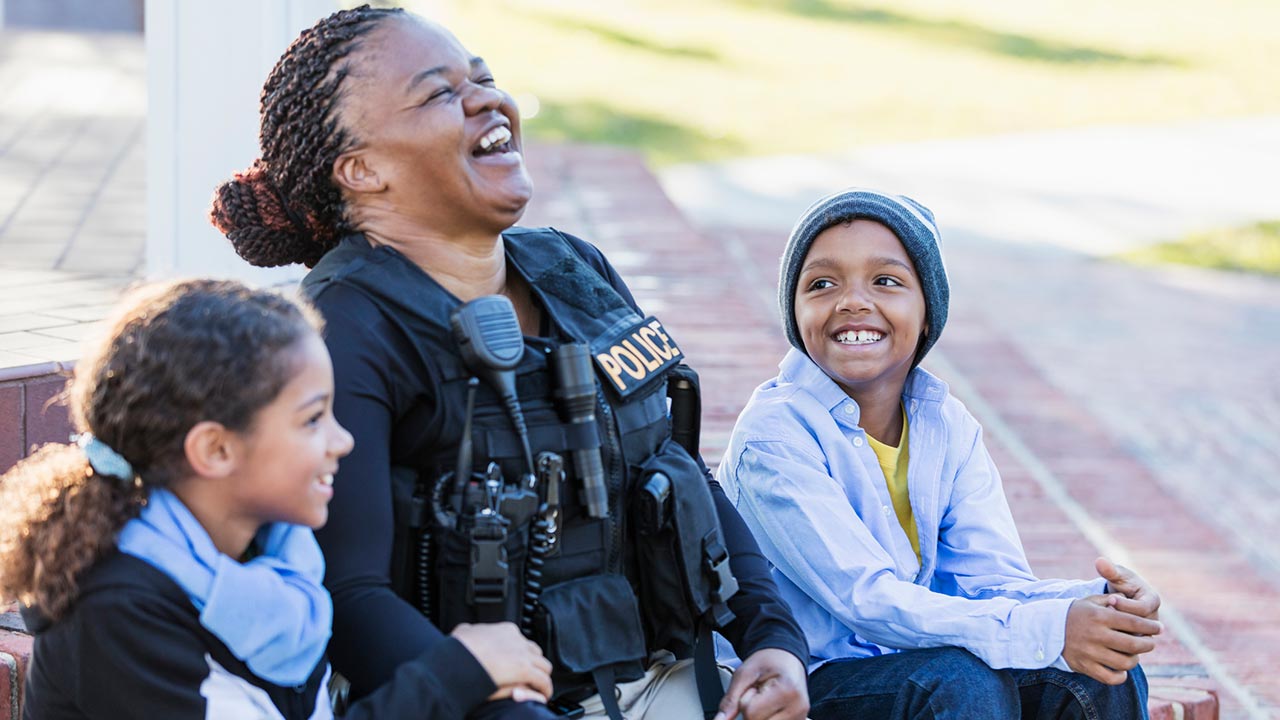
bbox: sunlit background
[1,2,1278,716]
[404,0,1280,272]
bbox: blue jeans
[808,647,1149,720]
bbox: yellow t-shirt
[866,412,921,564]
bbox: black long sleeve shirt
[307,230,807,702]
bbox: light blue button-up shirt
[718,349,1105,671]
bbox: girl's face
[224,331,353,530]
[794,219,926,401]
[338,16,532,235]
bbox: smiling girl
[0,279,549,719]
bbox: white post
[145,0,337,284]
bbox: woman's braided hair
[210,5,405,268]
[0,279,322,620]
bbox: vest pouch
[431,516,530,631]
[534,574,646,695]
[631,439,738,657]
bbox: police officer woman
[211,6,809,720]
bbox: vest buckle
[469,513,510,605]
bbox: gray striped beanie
[778,188,949,363]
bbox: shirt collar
[779,348,950,415]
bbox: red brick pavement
[519,143,1280,718]
[0,142,1263,717]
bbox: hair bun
[209,160,328,268]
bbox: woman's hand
[716,648,810,720]
[451,622,553,703]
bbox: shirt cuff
[1007,597,1074,668]
[416,636,497,714]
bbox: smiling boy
[717,189,1162,719]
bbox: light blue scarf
[118,488,333,687]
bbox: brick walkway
[522,146,1274,719]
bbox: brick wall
[0,363,74,474]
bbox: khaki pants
[574,652,733,720]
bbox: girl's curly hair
[0,279,322,620]
[209,4,405,268]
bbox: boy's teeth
[835,329,883,344]
[319,474,334,487]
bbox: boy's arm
[729,437,1076,670]
[929,426,1106,602]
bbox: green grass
[1126,221,1280,277]
[397,0,1280,165]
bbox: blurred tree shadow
[529,13,723,63]
[735,0,1183,66]
[525,101,742,165]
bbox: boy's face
[794,219,926,400]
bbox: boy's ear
[183,421,239,479]
[332,149,387,195]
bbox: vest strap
[591,666,625,720]
[695,624,724,720]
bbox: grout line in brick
[53,118,144,270]
[0,115,94,242]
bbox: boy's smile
[795,219,926,402]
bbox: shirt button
[1036,649,1045,661]
[853,436,864,447]
[882,505,892,516]
[844,405,856,415]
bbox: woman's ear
[183,421,238,479]
[333,149,387,195]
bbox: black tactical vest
[304,229,738,708]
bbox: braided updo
[210,5,405,268]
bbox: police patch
[591,316,684,398]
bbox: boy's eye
[807,278,835,291]
[875,276,904,287]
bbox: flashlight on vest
[552,343,609,519]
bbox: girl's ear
[183,421,238,479]
[332,149,387,195]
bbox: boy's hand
[715,648,809,720]
[1096,556,1161,621]
[1063,595,1162,685]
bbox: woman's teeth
[477,126,513,153]
[835,329,883,345]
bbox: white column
[145,0,337,284]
